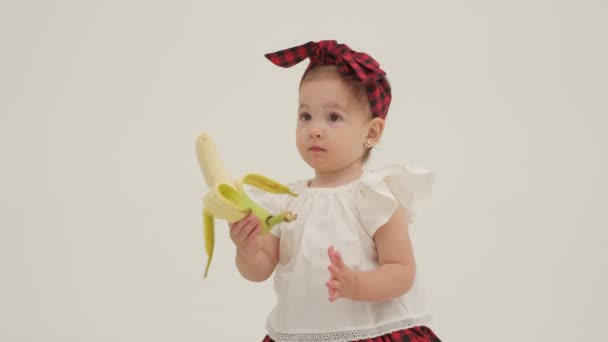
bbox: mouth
[308,146,326,152]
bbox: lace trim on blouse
[267,315,433,342]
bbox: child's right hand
[229,212,261,259]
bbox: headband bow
[265,40,392,120]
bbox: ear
[366,117,385,146]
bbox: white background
[1,1,607,341]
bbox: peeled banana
[195,133,298,278]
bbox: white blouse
[246,164,436,342]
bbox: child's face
[296,72,371,174]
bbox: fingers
[326,279,339,302]
[230,213,260,247]
[328,245,336,265]
[244,222,261,244]
[229,214,247,239]
[328,289,339,302]
[327,263,343,302]
[328,245,345,270]
[327,245,349,302]
[326,279,342,302]
[328,264,342,280]
[333,251,345,269]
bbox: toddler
[229,40,441,342]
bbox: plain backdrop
[1,1,607,341]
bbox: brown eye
[300,113,311,121]
[329,113,341,122]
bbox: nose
[308,124,324,139]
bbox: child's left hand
[326,245,358,302]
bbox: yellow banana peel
[195,133,298,278]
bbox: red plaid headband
[264,40,392,120]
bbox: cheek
[295,129,306,149]
[332,138,355,156]
[336,131,365,156]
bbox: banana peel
[195,133,298,278]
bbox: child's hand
[326,245,358,302]
[229,212,261,259]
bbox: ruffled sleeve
[356,164,435,237]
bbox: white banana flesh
[196,133,233,187]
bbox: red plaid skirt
[262,325,441,342]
